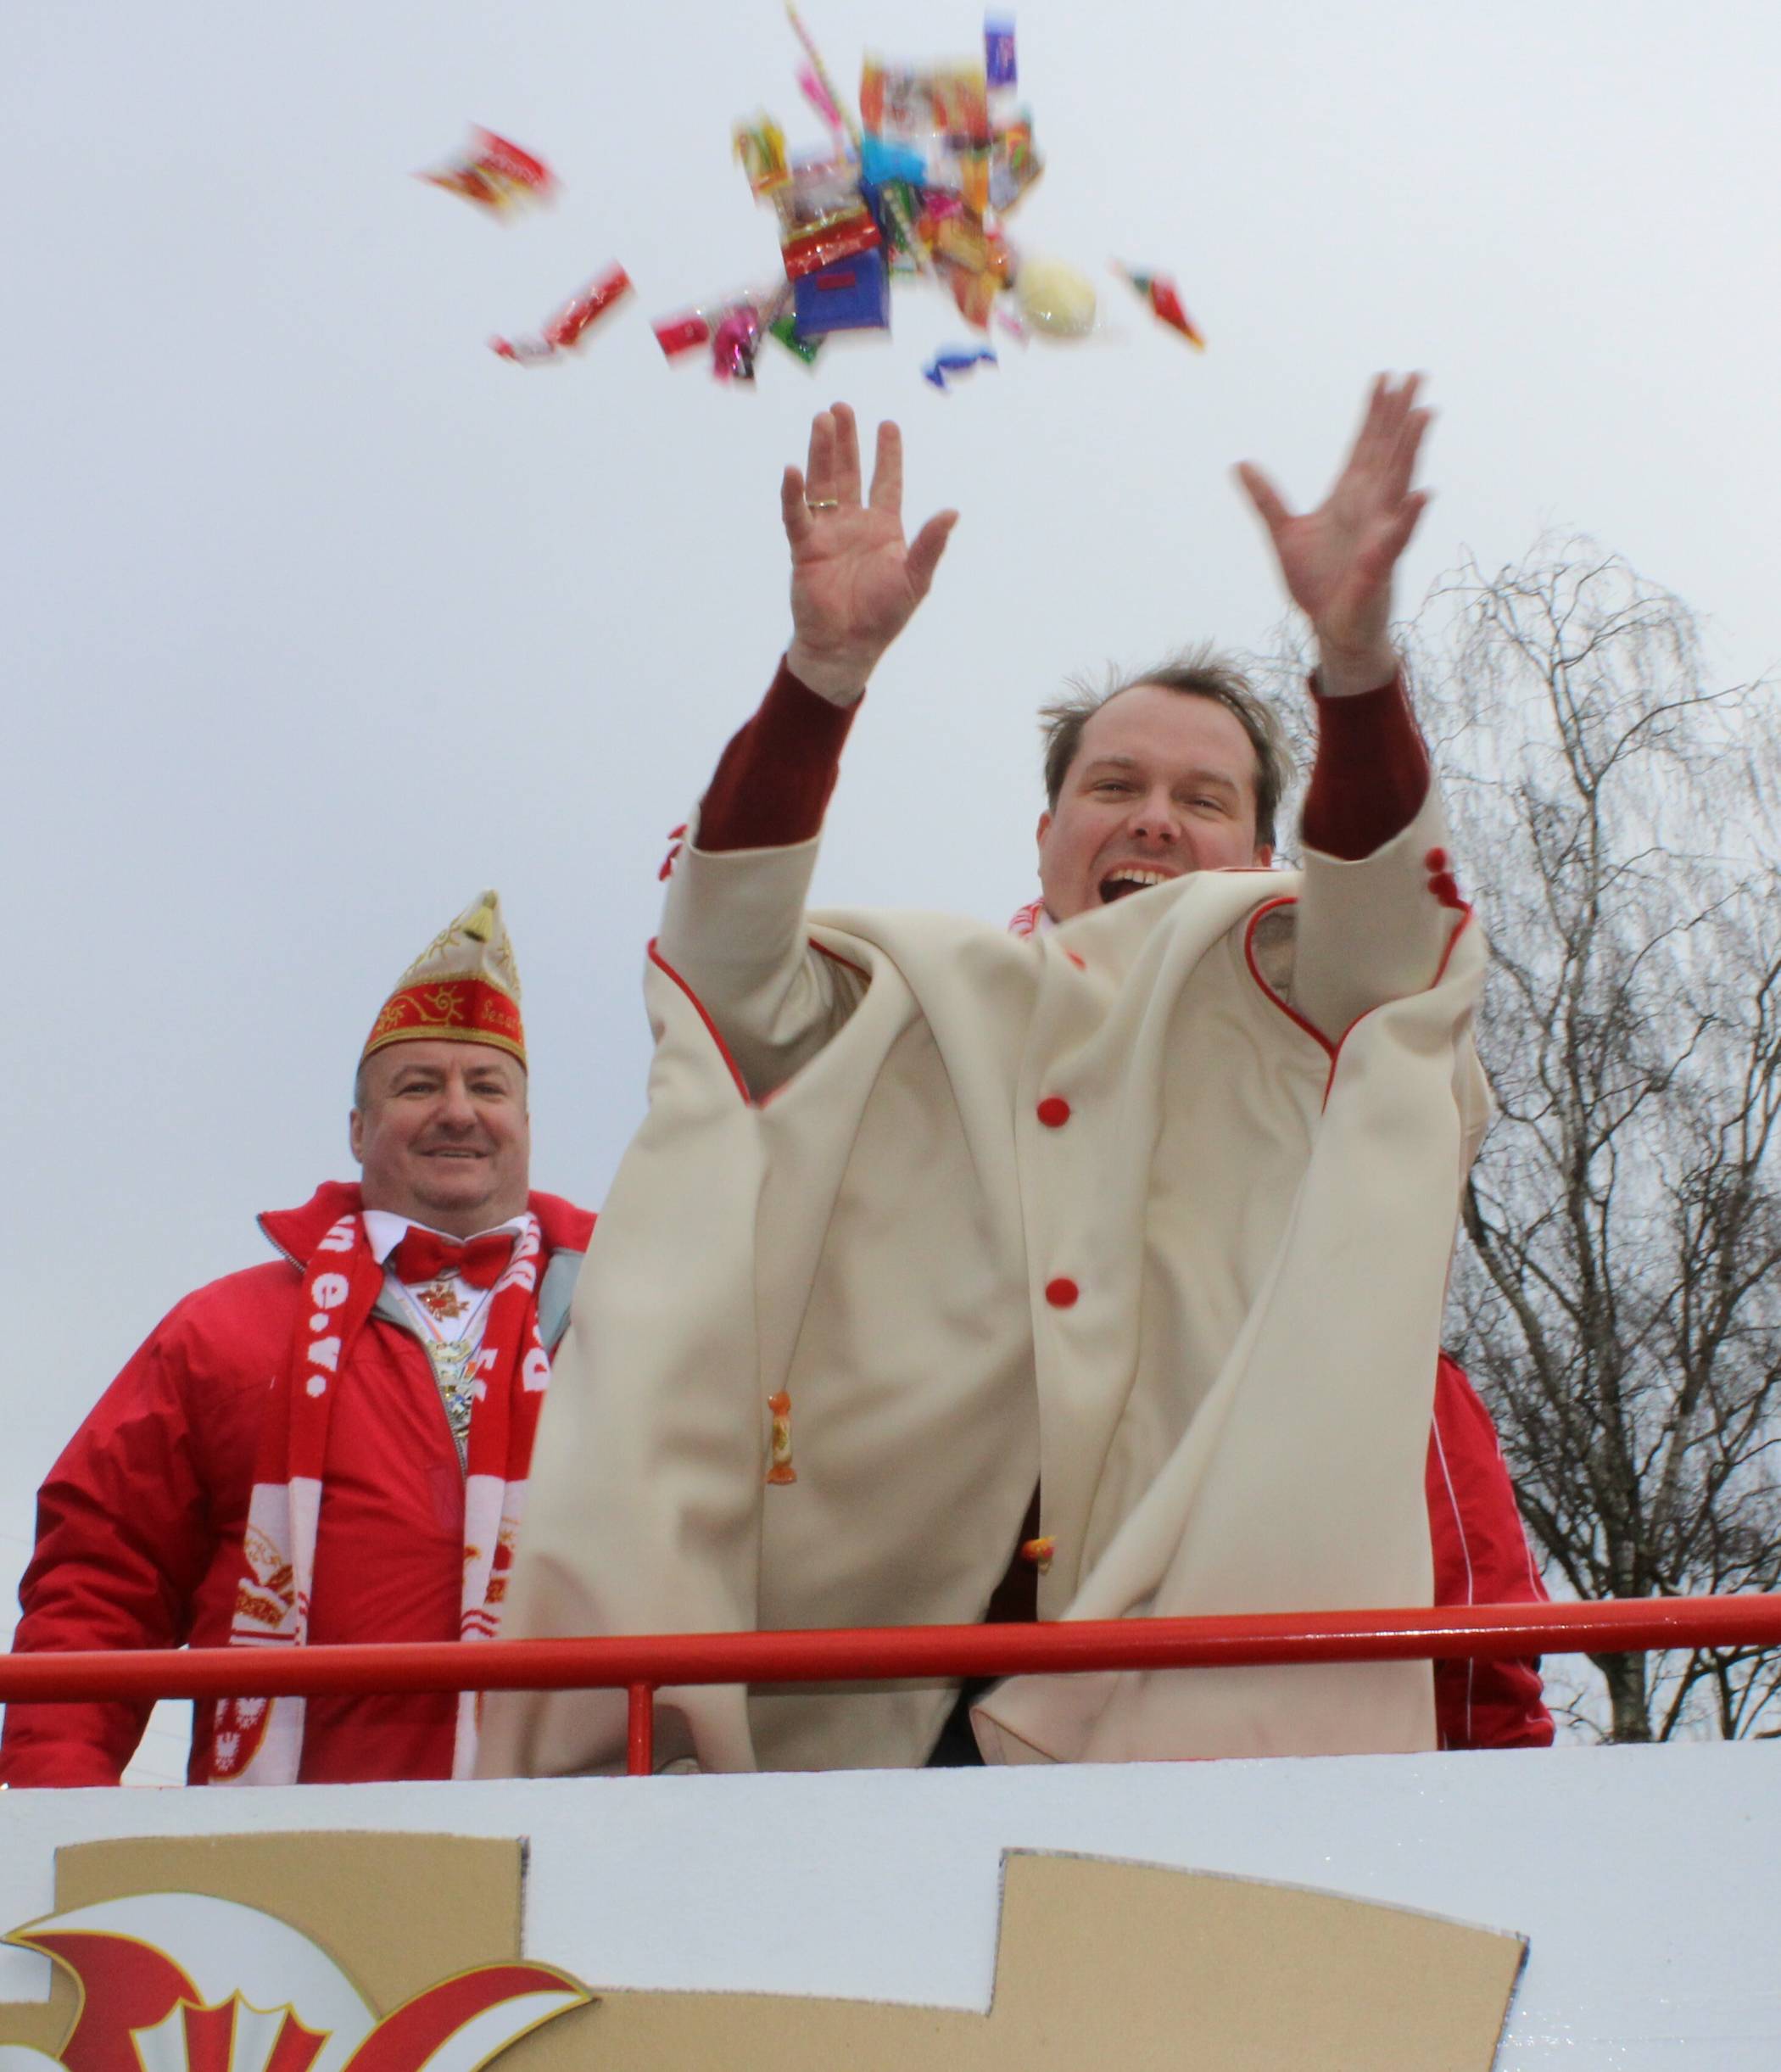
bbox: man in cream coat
[483,377,1494,1776]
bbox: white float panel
[1,1743,1776,2066]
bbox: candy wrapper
[734,114,790,200]
[656,281,824,377]
[985,18,1018,98]
[786,2,862,153]
[769,310,825,366]
[712,304,763,381]
[924,344,997,390]
[421,127,556,216]
[796,63,846,137]
[782,204,882,278]
[774,156,868,234]
[861,58,990,145]
[490,264,632,363]
[653,309,714,360]
[1115,263,1206,348]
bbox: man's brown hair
[1038,646,1294,851]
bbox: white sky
[6,0,1779,1778]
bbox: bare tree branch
[1255,534,1781,1742]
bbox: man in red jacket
[0,891,596,1788]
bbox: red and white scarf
[211,1209,550,1784]
[1007,896,1052,938]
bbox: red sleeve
[1425,1353,1555,1751]
[0,1315,218,1787]
[695,657,860,852]
[1300,673,1432,863]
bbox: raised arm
[1237,372,1432,705]
[1237,376,1460,1041]
[657,405,957,1097]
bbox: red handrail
[5,1594,1779,1773]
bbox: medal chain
[389,1272,500,1456]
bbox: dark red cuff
[1300,671,1432,862]
[695,657,860,853]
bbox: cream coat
[482,787,1488,1776]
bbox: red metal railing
[4,1597,1778,1773]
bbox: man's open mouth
[1098,867,1175,905]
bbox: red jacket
[0,1182,596,1789]
[1426,1353,1552,1748]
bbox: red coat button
[1045,1276,1080,1308]
[1429,870,1461,906]
[1423,846,1449,872]
[1036,1097,1071,1128]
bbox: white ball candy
[1016,255,1097,338]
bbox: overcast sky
[6,0,1779,1779]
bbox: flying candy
[421,127,557,216]
[490,265,633,364]
[1016,253,1096,338]
[796,63,846,137]
[656,14,1056,382]
[924,345,998,390]
[655,280,825,379]
[652,13,1201,388]
[786,2,863,152]
[1115,263,1206,348]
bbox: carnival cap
[361,889,526,1066]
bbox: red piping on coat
[1242,895,1336,1063]
[1242,896,1477,1110]
[647,940,752,1104]
[645,937,874,1111]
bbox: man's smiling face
[1036,683,1274,923]
[350,1039,531,1236]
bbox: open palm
[783,404,958,703]
[1237,375,1432,687]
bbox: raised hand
[782,403,958,705]
[1236,374,1432,699]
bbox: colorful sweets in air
[491,265,633,364]
[428,18,1206,383]
[421,127,557,216]
[658,11,1181,383]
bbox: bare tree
[1261,540,1781,1742]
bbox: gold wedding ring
[805,498,840,511]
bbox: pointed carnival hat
[361,889,526,1065]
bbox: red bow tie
[391,1226,516,1290]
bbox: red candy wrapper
[421,127,557,216]
[491,264,633,364]
[1115,263,1205,349]
[655,284,796,380]
[654,310,712,359]
[782,206,883,280]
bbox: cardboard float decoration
[0,1833,1526,2072]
